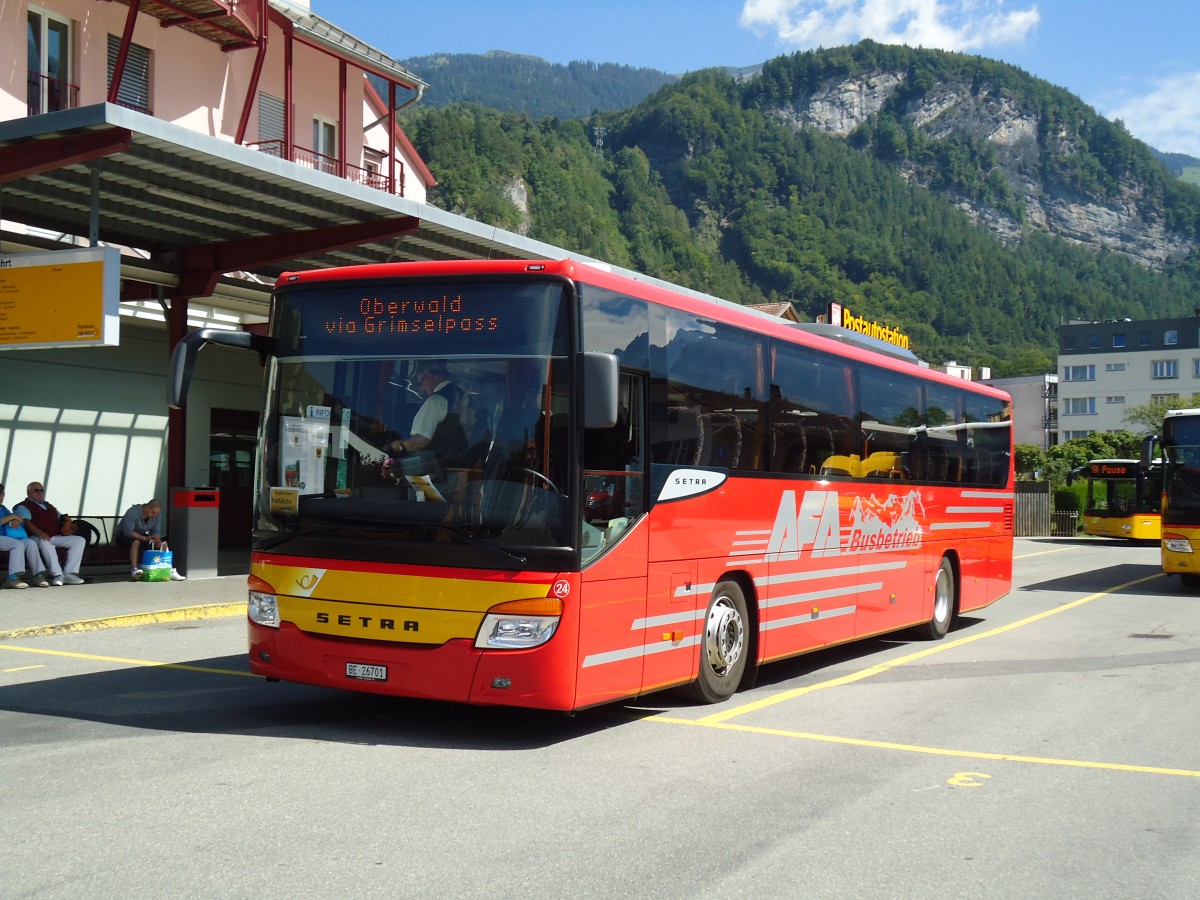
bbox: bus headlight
[1164,536,1193,554]
[248,591,280,628]
[475,597,563,649]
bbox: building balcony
[247,140,403,195]
[27,73,79,116]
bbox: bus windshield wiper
[434,524,527,565]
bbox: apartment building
[1057,313,1200,439]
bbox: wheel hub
[705,598,745,674]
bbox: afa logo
[766,489,926,561]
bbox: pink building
[11,0,434,201]
[0,0,453,554]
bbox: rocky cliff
[774,72,1195,269]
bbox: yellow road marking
[0,602,244,639]
[2,665,46,673]
[697,570,1166,726]
[650,716,1200,778]
[0,643,253,677]
[1014,545,1076,559]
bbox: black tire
[1180,573,1200,590]
[916,557,955,640]
[682,580,750,704]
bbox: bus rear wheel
[916,557,955,640]
[683,580,749,704]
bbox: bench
[71,516,132,571]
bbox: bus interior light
[249,591,280,628]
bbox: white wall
[0,321,261,516]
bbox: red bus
[170,259,1014,711]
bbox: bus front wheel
[684,580,749,704]
[916,557,955,640]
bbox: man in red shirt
[14,482,86,586]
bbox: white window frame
[312,116,338,174]
[1105,362,1125,372]
[1151,359,1179,380]
[27,7,74,114]
[1064,397,1096,416]
[1063,364,1095,382]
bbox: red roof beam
[0,128,133,184]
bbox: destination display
[276,282,567,357]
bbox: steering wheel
[516,468,560,493]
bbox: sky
[315,0,1200,159]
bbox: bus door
[576,373,652,707]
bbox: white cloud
[1103,71,1200,158]
[740,0,1039,53]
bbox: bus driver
[384,361,468,463]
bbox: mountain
[1154,150,1200,187]
[397,52,677,119]
[401,41,1200,375]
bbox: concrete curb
[0,602,245,639]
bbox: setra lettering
[314,611,419,633]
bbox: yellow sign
[0,247,120,349]
[829,302,911,351]
[269,487,300,516]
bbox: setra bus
[1069,458,1162,540]
[169,259,1014,711]
[1159,409,1200,586]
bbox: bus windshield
[257,279,574,569]
[1165,416,1200,513]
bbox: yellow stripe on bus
[280,595,483,644]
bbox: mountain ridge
[399,42,1200,375]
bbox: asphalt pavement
[0,549,250,638]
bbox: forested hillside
[398,52,675,119]
[401,42,1200,376]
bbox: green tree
[1122,394,1200,431]
[1014,443,1045,479]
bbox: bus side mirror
[581,351,619,429]
[168,328,270,408]
[1140,434,1159,467]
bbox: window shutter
[106,34,150,113]
[258,93,285,144]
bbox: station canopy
[0,103,570,316]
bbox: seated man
[15,481,86,586]
[117,498,186,582]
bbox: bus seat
[702,412,743,468]
[772,423,807,473]
[658,406,703,466]
[804,426,835,473]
